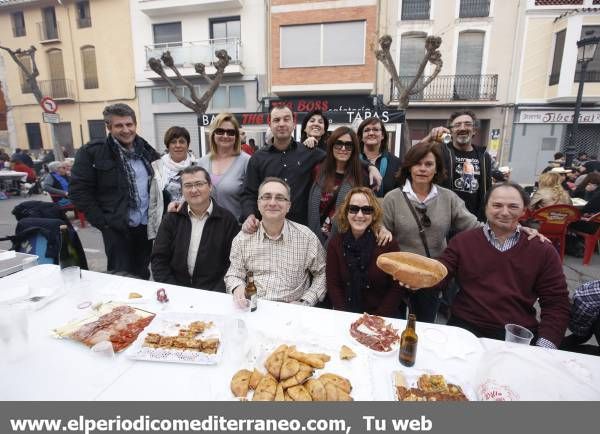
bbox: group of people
[65,103,595,353]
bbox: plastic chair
[530,205,581,262]
[49,194,87,228]
[572,212,600,265]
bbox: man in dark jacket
[151,166,239,291]
[420,110,492,221]
[70,103,160,279]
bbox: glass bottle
[244,271,257,312]
[399,314,418,367]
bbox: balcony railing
[401,0,430,20]
[534,0,582,5]
[575,70,600,83]
[459,0,490,18]
[37,21,59,42]
[145,37,242,68]
[390,74,498,102]
[39,79,75,100]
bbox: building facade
[0,0,139,156]
[131,0,267,157]
[507,0,600,183]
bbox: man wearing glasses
[226,177,326,306]
[151,166,239,291]
[421,110,492,221]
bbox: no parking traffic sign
[40,96,58,114]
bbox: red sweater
[326,234,405,317]
[12,162,36,182]
[438,228,570,347]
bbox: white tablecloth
[0,170,28,182]
[1,265,598,400]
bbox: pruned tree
[375,35,443,156]
[148,49,231,115]
[0,44,64,160]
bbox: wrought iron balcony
[145,37,242,67]
[459,0,490,18]
[37,21,59,42]
[39,79,75,100]
[575,70,600,83]
[401,0,430,20]
[390,74,498,102]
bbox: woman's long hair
[537,172,566,202]
[318,126,364,193]
[300,110,329,147]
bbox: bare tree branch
[0,45,43,103]
[148,48,231,115]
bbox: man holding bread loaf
[398,182,570,349]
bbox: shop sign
[518,110,600,124]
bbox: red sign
[40,96,58,114]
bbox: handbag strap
[402,191,431,258]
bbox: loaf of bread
[376,252,447,288]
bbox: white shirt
[402,179,439,204]
[187,201,213,276]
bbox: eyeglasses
[259,194,289,203]
[415,204,431,228]
[348,205,374,215]
[214,128,236,137]
[363,127,382,134]
[333,140,354,151]
[450,122,474,130]
[182,181,209,190]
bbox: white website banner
[518,110,600,124]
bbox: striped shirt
[482,223,557,349]
[224,220,326,305]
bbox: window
[575,26,600,83]
[549,30,565,85]
[459,0,490,18]
[151,88,168,104]
[12,11,26,37]
[17,54,33,94]
[210,16,240,40]
[88,120,106,141]
[399,33,427,98]
[47,49,67,98]
[280,21,365,68]
[455,31,485,98]
[81,46,98,89]
[41,6,58,40]
[25,123,43,150]
[153,22,182,46]
[401,0,430,20]
[212,85,246,109]
[76,1,91,28]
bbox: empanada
[287,385,312,401]
[265,349,286,380]
[319,373,352,394]
[253,375,278,401]
[288,350,325,369]
[280,363,314,388]
[279,358,300,380]
[305,378,326,401]
[249,368,263,390]
[324,381,338,401]
[274,383,285,401]
[339,345,356,360]
[230,369,252,398]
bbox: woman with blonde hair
[529,172,572,211]
[198,113,250,222]
[326,187,405,316]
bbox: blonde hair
[336,187,383,234]
[538,172,565,200]
[209,112,241,158]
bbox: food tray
[391,369,477,401]
[126,312,226,365]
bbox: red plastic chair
[49,194,87,228]
[572,212,600,265]
[530,205,581,262]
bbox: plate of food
[228,338,372,401]
[53,302,155,352]
[125,312,225,365]
[349,313,400,356]
[392,370,475,401]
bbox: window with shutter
[81,46,99,89]
[455,31,484,99]
[549,30,565,86]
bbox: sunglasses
[415,204,431,228]
[333,140,354,151]
[214,128,236,137]
[348,205,374,215]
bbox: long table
[1,265,599,401]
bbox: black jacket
[150,200,240,291]
[438,142,492,221]
[69,135,160,231]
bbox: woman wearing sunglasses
[327,187,405,316]
[198,113,250,222]
[300,109,329,151]
[148,126,197,240]
[307,126,369,246]
[382,142,478,322]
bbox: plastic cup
[504,324,534,345]
[0,305,30,361]
[61,266,81,290]
[91,341,115,358]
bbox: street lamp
[565,34,600,167]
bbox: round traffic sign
[40,96,58,114]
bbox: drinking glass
[504,324,534,345]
